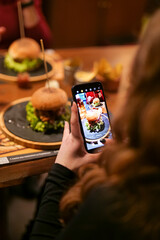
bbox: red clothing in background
[0,0,52,48]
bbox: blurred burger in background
[26,87,70,132]
[4,37,42,72]
[85,110,104,132]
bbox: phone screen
[72,82,112,153]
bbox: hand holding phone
[55,102,100,171]
[72,82,112,153]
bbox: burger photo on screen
[92,97,101,107]
[85,110,104,132]
[26,87,70,132]
[4,37,42,72]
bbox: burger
[92,97,100,107]
[4,37,42,72]
[26,87,70,132]
[85,110,104,132]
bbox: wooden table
[0,44,138,188]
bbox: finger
[62,121,70,141]
[70,102,82,139]
[87,153,101,163]
[104,138,114,146]
[79,152,100,167]
[0,26,6,35]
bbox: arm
[21,0,52,47]
[55,187,111,240]
[30,163,76,240]
[21,0,39,29]
[0,1,52,48]
[29,102,100,240]
[30,172,108,240]
[0,26,6,42]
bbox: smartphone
[72,81,112,153]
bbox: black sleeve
[29,166,115,240]
[54,187,113,240]
[29,163,76,240]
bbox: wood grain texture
[0,156,55,188]
[0,97,71,150]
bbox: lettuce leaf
[4,54,42,72]
[26,101,70,132]
[85,118,104,132]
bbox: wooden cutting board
[0,97,68,150]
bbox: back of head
[111,9,160,166]
[100,12,160,238]
[60,9,160,239]
[130,9,160,92]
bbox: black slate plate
[4,101,63,142]
[0,98,70,149]
[0,56,54,82]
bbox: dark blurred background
[42,0,160,49]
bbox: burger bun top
[8,37,40,60]
[93,97,100,105]
[31,87,68,111]
[86,110,100,122]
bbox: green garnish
[85,118,104,132]
[92,102,100,107]
[4,54,42,72]
[26,101,70,132]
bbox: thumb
[85,152,101,164]
[62,121,70,141]
[71,102,83,139]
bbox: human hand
[0,27,6,41]
[55,102,100,171]
[20,0,39,28]
[20,0,33,3]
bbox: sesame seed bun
[8,37,40,60]
[31,87,68,111]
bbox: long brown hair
[60,10,160,236]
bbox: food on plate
[86,95,94,104]
[86,92,95,104]
[64,58,82,68]
[74,70,95,83]
[94,58,123,91]
[92,97,100,107]
[94,58,123,81]
[26,87,70,132]
[4,37,42,72]
[85,110,104,132]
